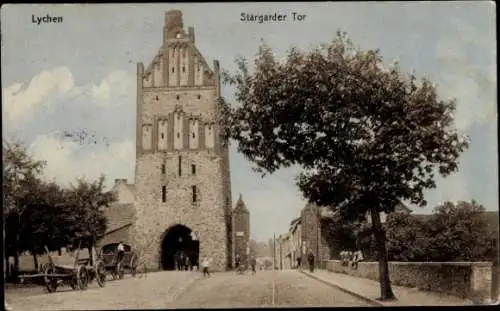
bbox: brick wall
[324,260,494,300]
[301,203,332,269]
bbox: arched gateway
[161,225,199,270]
[130,10,233,271]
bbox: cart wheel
[95,260,106,287]
[117,261,125,279]
[43,265,58,293]
[76,265,89,290]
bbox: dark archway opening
[161,225,200,270]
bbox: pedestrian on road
[250,257,257,274]
[201,257,211,276]
[296,256,302,270]
[117,241,125,264]
[307,250,315,273]
[235,254,241,273]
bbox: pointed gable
[233,193,249,214]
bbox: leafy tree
[220,32,469,300]
[422,200,497,262]
[63,175,116,262]
[321,212,359,258]
[385,211,427,261]
[3,139,46,276]
[263,258,273,269]
[17,179,68,270]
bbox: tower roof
[233,193,249,213]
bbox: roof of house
[233,193,249,213]
[290,217,301,227]
[102,203,135,234]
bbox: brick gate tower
[132,10,233,271]
[233,194,250,266]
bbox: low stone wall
[324,260,493,300]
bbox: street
[5,270,371,310]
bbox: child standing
[201,257,211,277]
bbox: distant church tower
[233,194,250,266]
[132,10,233,271]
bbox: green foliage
[385,211,428,261]
[63,176,115,248]
[262,258,273,269]
[422,200,497,262]
[220,31,469,300]
[321,213,359,256]
[3,139,116,267]
[382,201,497,262]
[220,31,469,217]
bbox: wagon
[20,244,106,293]
[99,248,140,280]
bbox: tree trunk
[13,252,19,283]
[5,256,10,280]
[32,251,39,272]
[370,207,396,301]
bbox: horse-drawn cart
[99,249,140,280]
[19,244,106,293]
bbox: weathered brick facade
[232,194,250,266]
[300,203,333,269]
[131,10,232,271]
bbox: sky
[1,2,497,243]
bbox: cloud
[90,71,135,105]
[434,20,496,130]
[2,67,75,128]
[28,133,135,190]
[3,67,136,132]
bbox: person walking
[296,256,302,270]
[235,254,241,274]
[201,257,211,277]
[307,250,315,273]
[250,257,257,274]
[184,255,190,271]
[117,241,125,264]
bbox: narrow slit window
[192,132,195,139]
[178,156,182,176]
[182,66,185,73]
[172,67,175,73]
[197,94,201,99]
[161,133,165,139]
[155,96,159,101]
[192,185,197,203]
[177,132,180,138]
[176,95,180,100]
[161,164,166,174]
[192,164,196,175]
[161,186,166,203]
